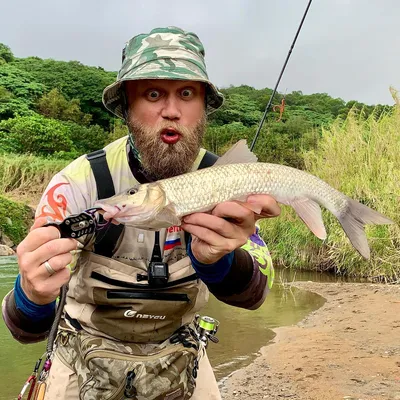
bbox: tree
[0,43,14,63]
[0,64,45,105]
[0,86,34,120]
[37,88,92,126]
[12,57,116,128]
[209,93,262,126]
[0,114,73,155]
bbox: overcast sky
[1,0,399,105]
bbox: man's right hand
[16,217,80,305]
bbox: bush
[0,195,33,244]
[0,113,107,156]
[0,113,73,154]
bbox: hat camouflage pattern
[102,26,224,118]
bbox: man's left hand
[181,194,280,265]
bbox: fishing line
[250,0,313,151]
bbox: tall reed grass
[0,154,69,205]
[260,95,400,282]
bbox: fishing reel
[193,314,220,348]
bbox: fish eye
[127,187,137,195]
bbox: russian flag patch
[164,226,183,251]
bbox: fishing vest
[63,148,218,343]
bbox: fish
[95,140,394,259]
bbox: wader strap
[86,150,124,257]
[150,231,163,263]
[198,150,219,170]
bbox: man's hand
[16,217,80,305]
[181,194,280,265]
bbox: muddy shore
[221,282,400,400]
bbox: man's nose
[161,96,181,120]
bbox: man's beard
[127,115,206,180]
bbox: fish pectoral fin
[290,198,327,240]
[214,140,258,165]
[232,195,263,214]
[156,204,181,227]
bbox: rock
[0,244,15,256]
[1,232,14,248]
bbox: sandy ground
[221,282,400,400]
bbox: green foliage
[0,113,73,154]
[209,93,263,126]
[0,86,34,119]
[0,64,45,104]
[62,121,108,154]
[260,105,400,281]
[37,88,92,125]
[0,43,14,63]
[0,153,68,205]
[0,195,32,244]
[0,113,107,157]
[12,57,116,129]
[106,119,129,144]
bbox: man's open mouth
[160,128,181,144]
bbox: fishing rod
[250,0,313,151]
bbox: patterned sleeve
[206,226,274,310]
[241,226,275,290]
[2,157,92,343]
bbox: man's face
[125,79,206,180]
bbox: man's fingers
[30,217,54,231]
[27,267,71,305]
[18,226,62,254]
[37,253,73,280]
[18,237,79,274]
[182,223,238,252]
[246,194,281,219]
[183,212,242,239]
[212,201,255,223]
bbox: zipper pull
[124,370,137,398]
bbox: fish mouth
[160,128,181,144]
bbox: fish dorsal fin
[290,198,327,240]
[214,140,258,166]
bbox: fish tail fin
[336,199,394,259]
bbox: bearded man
[2,27,279,399]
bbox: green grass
[260,103,400,282]
[0,195,33,244]
[0,153,69,205]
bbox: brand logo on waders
[124,310,166,320]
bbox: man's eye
[147,90,161,100]
[181,88,193,98]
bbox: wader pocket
[89,286,196,342]
[77,329,199,400]
[71,252,207,342]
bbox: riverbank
[221,282,400,400]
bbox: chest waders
[20,147,219,400]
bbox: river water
[0,256,330,399]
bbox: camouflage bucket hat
[103,26,224,119]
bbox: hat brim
[102,60,224,119]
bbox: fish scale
[159,163,346,217]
